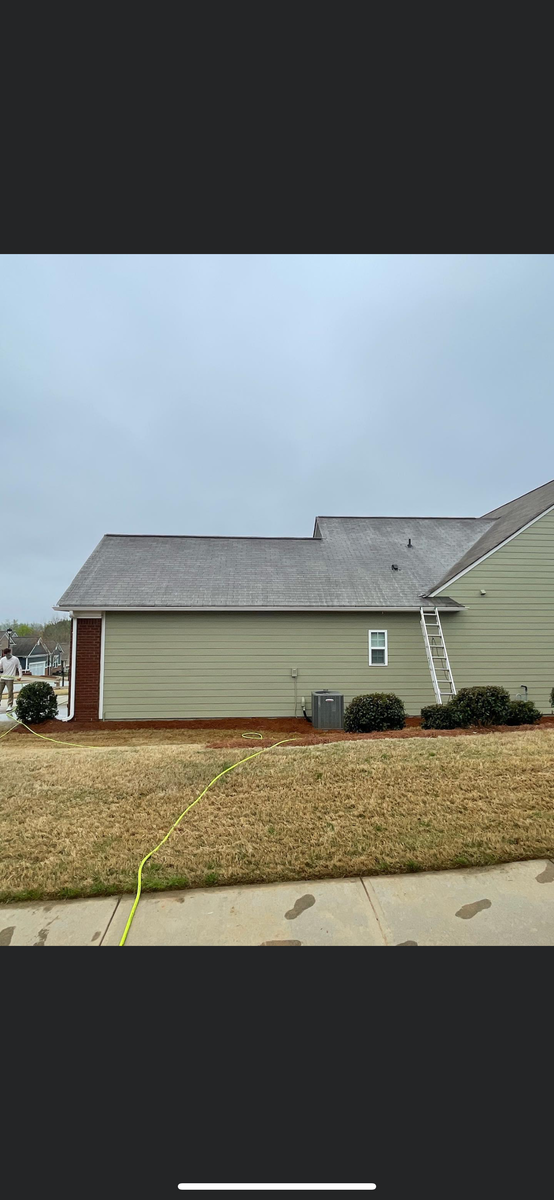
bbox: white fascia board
[60,610,102,619]
[58,604,463,614]
[430,502,554,595]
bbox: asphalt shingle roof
[56,517,496,611]
[56,480,554,612]
[2,637,46,658]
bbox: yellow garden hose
[0,719,267,747]
[0,715,101,749]
[118,735,297,945]
[1,713,298,946]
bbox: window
[369,630,388,666]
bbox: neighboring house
[55,478,554,722]
[0,631,17,653]
[8,636,51,675]
[50,641,70,670]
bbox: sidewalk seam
[99,897,122,946]
[359,876,388,945]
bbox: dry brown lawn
[1,725,254,748]
[0,729,553,902]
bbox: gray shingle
[56,516,496,610]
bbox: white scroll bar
[178,1186,377,1192]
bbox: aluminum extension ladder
[420,607,457,704]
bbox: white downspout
[68,617,77,720]
[98,613,106,719]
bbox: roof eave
[56,602,465,614]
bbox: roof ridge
[103,534,318,541]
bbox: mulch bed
[5,713,553,748]
[208,717,554,747]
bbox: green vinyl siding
[436,506,554,712]
[102,611,437,719]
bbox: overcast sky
[2,253,553,622]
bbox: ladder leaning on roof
[420,607,457,705]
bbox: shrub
[344,692,405,733]
[420,701,463,729]
[449,685,511,727]
[505,700,542,726]
[16,681,58,724]
[421,687,540,730]
[550,687,554,710]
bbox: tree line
[1,617,71,646]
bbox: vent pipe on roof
[407,538,412,547]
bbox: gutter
[55,604,464,614]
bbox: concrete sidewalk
[1,858,553,946]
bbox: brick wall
[73,618,101,720]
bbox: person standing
[0,647,23,710]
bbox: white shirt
[0,655,22,678]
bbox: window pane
[371,632,386,648]
[371,648,386,664]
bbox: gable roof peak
[431,477,554,593]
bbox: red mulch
[5,713,554,747]
[207,717,554,748]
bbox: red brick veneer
[72,618,101,721]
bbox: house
[45,643,70,672]
[50,641,70,671]
[55,478,554,722]
[5,636,51,675]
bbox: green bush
[550,687,554,710]
[420,701,463,729]
[16,681,58,724]
[448,685,512,727]
[505,700,542,726]
[421,687,541,730]
[344,693,405,733]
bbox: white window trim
[369,629,388,666]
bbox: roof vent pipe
[407,538,412,547]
